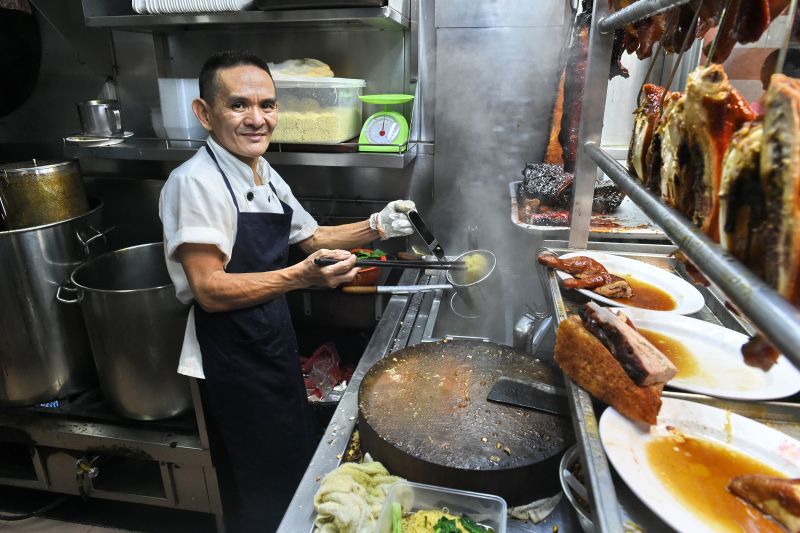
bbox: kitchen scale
[358,94,414,152]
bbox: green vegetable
[354,248,386,260]
[391,502,402,533]
[433,516,459,533]
[459,515,493,533]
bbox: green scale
[358,94,414,152]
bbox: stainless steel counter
[278,266,583,533]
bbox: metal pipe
[586,142,800,370]
[776,0,799,75]
[598,0,691,33]
[568,0,615,249]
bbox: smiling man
[158,50,416,532]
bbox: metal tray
[510,181,664,240]
[255,0,385,10]
[539,241,800,532]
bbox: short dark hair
[199,50,273,104]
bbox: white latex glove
[369,199,416,240]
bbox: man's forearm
[300,220,379,252]
[195,263,308,312]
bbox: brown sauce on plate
[646,434,786,532]
[638,328,699,379]
[610,276,676,311]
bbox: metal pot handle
[56,284,83,304]
[77,225,116,257]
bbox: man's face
[194,65,278,164]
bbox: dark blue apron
[195,146,313,532]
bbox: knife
[407,210,445,261]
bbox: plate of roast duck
[552,302,800,531]
[538,250,705,315]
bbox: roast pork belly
[682,65,756,241]
[629,84,666,184]
[579,302,678,386]
[728,475,800,533]
[719,120,766,277]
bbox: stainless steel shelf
[63,138,418,168]
[82,6,409,31]
[598,0,691,33]
[586,142,800,371]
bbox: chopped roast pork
[578,302,678,386]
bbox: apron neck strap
[205,144,240,212]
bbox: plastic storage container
[376,481,507,533]
[272,76,366,143]
[157,78,208,140]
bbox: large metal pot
[65,243,192,420]
[0,199,108,405]
[0,160,89,230]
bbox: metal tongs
[314,257,465,270]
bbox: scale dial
[364,114,402,145]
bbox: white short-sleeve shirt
[159,136,318,378]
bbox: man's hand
[369,199,416,240]
[299,249,359,288]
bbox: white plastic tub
[157,78,207,140]
[272,76,365,143]
[375,480,507,533]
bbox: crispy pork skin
[629,84,666,184]
[728,475,800,533]
[579,302,678,386]
[682,65,756,241]
[555,316,664,425]
[719,120,767,277]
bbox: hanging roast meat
[760,73,800,306]
[554,0,631,172]
[657,65,755,241]
[719,120,767,277]
[628,84,666,185]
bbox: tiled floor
[0,518,133,532]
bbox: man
[158,50,415,531]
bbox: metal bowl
[559,445,595,533]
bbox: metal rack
[63,138,420,168]
[560,0,800,531]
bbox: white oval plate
[555,251,705,315]
[613,308,800,400]
[600,398,800,533]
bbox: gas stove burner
[449,287,490,319]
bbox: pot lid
[0,160,76,175]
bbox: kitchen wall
[1,0,647,337]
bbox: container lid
[273,76,366,89]
[0,160,76,175]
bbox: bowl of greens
[345,248,387,286]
